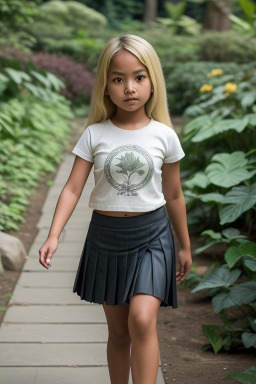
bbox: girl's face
[105,50,152,115]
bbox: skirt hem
[73,290,178,309]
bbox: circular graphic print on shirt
[104,145,154,196]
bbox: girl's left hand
[176,248,192,283]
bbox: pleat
[115,251,128,304]
[91,248,108,302]
[126,244,150,300]
[73,238,89,297]
[105,251,118,305]
[122,249,140,303]
[162,218,178,308]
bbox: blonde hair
[86,34,172,128]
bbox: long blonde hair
[86,34,172,128]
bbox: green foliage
[182,64,256,355]
[37,1,107,29]
[182,66,256,230]
[0,64,73,231]
[164,61,247,115]
[230,0,256,35]
[0,0,40,49]
[202,323,246,354]
[220,184,256,225]
[157,1,201,35]
[225,366,256,384]
[191,265,241,294]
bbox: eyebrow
[111,69,147,75]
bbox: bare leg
[128,294,161,384]
[102,300,131,384]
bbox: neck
[111,107,150,128]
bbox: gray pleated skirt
[73,205,178,308]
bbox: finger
[179,264,192,282]
[39,248,51,269]
[178,264,185,280]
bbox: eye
[136,75,145,82]
[114,78,123,83]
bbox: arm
[162,161,192,282]
[39,156,93,269]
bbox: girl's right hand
[39,236,59,269]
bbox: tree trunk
[203,0,232,31]
[144,0,158,23]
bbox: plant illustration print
[104,144,154,196]
[115,152,145,195]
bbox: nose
[124,80,135,94]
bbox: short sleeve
[164,129,185,163]
[72,127,93,163]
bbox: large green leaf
[183,115,211,137]
[191,265,241,293]
[212,281,256,313]
[225,366,256,384]
[4,68,31,84]
[247,315,256,332]
[225,242,256,268]
[247,113,256,126]
[206,152,256,188]
[184,172,210,189]
[192,118,248,142]
[201,324,225,355]
[243,257,256,272]
[220,183,256,224]
[184,191,223,204]
[242,332,256,349]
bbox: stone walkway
[0,154,165,383]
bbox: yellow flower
[207,69,224,78]
[200,84,213,93]
[224,83,237,92]
[225,92,230,97]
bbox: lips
[125,98,138,101]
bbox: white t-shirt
[72,118,185,212]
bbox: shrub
[180,65,256,356]
[164,61,250,115]
[197,31,256,62]
[31,53,95,102]
[0,66,73,231]
[37,1,107,30]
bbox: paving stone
[42,198,88,213]
[0,323,108,342]
[3,305,106,324]
[36,211,91,229]
[0,343,108,366]
[0,367,165,384]
[23,257,80,272]
[17,272,77,288]
[33,228,89,244]
[9,287,90,305]
[29,241,85,257]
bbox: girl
[39,34,192,384]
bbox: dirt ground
[0,117,254,384]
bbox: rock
[0,232,26,271]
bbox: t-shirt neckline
[107,118,154,134]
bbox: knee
[108,326,131,346]
[128,312,156,339]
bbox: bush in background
[31,52,95,102]
[0,64,73,231]
[180,65,256,355]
